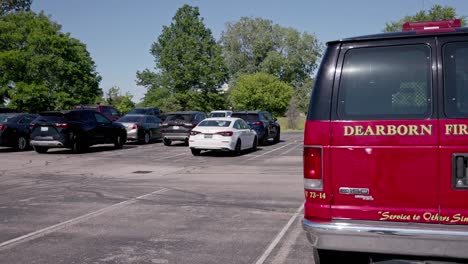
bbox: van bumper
[303,219,468,258]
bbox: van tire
[314,249,369,264]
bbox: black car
[0,113,38,151]
[231,111,280,145]
[115,114,163,144]
[161,111,207,146]
[30,110,127,153]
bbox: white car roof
[201,117,240,122]
[210,110,232,113]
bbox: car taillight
[190,130,201,135]
[252,122,262,126]
[29,123,36,129]
[0,124,6,131]
[131,124,139,129]
[54,123,70,129]
[216,131,233,137]
[303,147,323,190]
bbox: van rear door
[329,38,439,223]
[438,36,468,225]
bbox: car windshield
[128,109,147,115]
[209,112,226,117]
[0,113,18,123]
[165,114,193,122]
[198,120,231,127]
[231,114,259,121]
[118,116,143,122]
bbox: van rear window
[337,45,432,120]
[444,42,468,118]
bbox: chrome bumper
[30,140,64,147]
[303,219,468,258]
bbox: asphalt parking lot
[0,131,314,264]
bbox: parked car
[0,113,37,151]
[302,19,468,263]
[208,110,232,118]
[127,107,161,117]
[231,111,280,145]
[30,110,127,153]
[0,108,15,113]
[74,104,121,121]
[189,117,257,156]
[161,111,207,146]
[115,114,163,144]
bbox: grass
[277,115,306,131]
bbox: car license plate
[173,126,180,130]
[40,127,48,132]
[204,134,212,139]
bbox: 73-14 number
[305,191,326,200]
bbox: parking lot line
[253,204,304,264]
[0,188,169,251]
[246,143,297,161]
[152,153,187,161]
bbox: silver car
[115,114,163,144]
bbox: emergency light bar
[402,19,461,32]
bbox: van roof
[328,26,468,45]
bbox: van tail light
[251,122,262,126]
[303,147,323,190]
[216,131,233,137]
[402,19,461,32]
[131,123,139,129]
[0,124,6,131]
[54,123,70,129]
[190,130,201,136]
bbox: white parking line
[0,188,169,251]
[278,144,301,156]
[253,204,304,264]
[246,143,297,161]
[153,153,187,161]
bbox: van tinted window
[338,45,431,120]
[444,42,468,118]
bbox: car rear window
[444,42,468,118]
[0,113,19,123]
[198,120,231,127]
[118,116,143,122]
[210,112,226,117]
[34,114,67,123]
[165,114,193,122]
[231,114,259,121]
[337,45,432,120]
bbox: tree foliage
[137,4,228,112]
[220,17,322,86]
[0,0,32,15]
[384,4,466,32]
[229,73,294,116]
[105,86,135,114]
[0,12,101,112]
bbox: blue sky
[32,0,468,102]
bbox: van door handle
[453,154,468,189]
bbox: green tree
[102,86,135,114]
[0,0,32,15]
[0,12,101,112]
[229,73,294,116]
[137,4,228,112]
[115,94,135,114]
[384,4,466,32]
[220,17,322,86]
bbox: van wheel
[34,146,49,154]
[273,128,280,144]
[163,138,171,146]
[15,136,28,151]
[313,249,370,264]
[191,149,201,156]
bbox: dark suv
[30,110,127,153]
[161,111,206,146]
[231,111,280,145]
[0,113,37,151]
[74,105,121,121]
